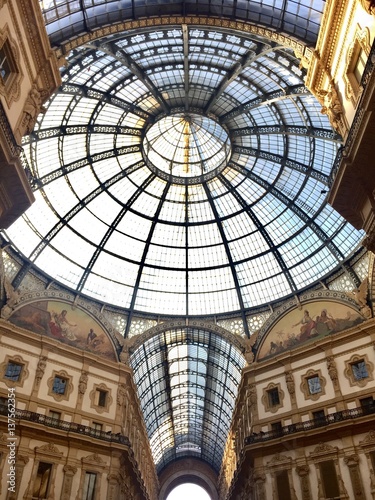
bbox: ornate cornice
[306,0,348,91]
[125,318,245,354]
[55,16,311,63]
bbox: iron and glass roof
[2,4,366,475]
[5,26,363,317]
[39,0,326,46]
[130,327,245,472]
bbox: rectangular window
[360,397,374,414]
[49,411,61,421]
[93,422,102,431]
[268,388,280,407]
[275,470,292,500]
[319,460,340,498]
[354,48,367,85]
[96,389,107,407]
[351,360,368,380]
[312,410,326,425]
[5,362,23,381]
[271,421,282,436]
[52,376,67,395]
[83,472,97,500]
[307,375,321,394]
[32,462,52,499]
[92,422,102,435]
[0,397,7,415]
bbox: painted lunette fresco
[257,301,364,361]
[9,300,117,361]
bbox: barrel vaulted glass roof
[1,3,366,476]
[130,327,245,472]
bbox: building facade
[1,0,375,499]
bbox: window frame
[32,461,53,500]
[0,26,22,106]
[90,384,112,414]
[82,471,97,500]
[344,354,374,388]
[262,383,284,413]
[47,370,73,402]
[0,355,28,388]
[344,27,371,104]
[301,369,326,401]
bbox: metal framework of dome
[1,0,365,476]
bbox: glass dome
[3,25,363,317]
[143,113,231,182]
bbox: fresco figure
[8,300,117,361]
[50,309,78,340]
[293,310,317,341]
[258,300,366,361]
[86,328,97,345]
[315,309,336,334]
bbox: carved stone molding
[0,353,29,388]
[63,464,77,476]
[61,465,77,500]
[35,442,63,459]
[82,452,106,466]
[310,442,340,463]
[297,465,312,500]
[56,16,310,60]
[89,383,113,414]
[360,430,375,448]
[261,382,284,413]
[47,369,73,402]
[344,454,365,499]
[300,368,327,401]
[344,353,374,388]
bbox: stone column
[344,455,365,500]
[107,473,120,500]
[254,471,266,500]
[60,465,77,500]
[296,465,311,500]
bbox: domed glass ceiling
[4,24,363,317]
[143,113,231,181]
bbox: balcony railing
[0,403,130,446]
[245,404,375,445]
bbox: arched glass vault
[130,327,245,472]
[1,1,366,477]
